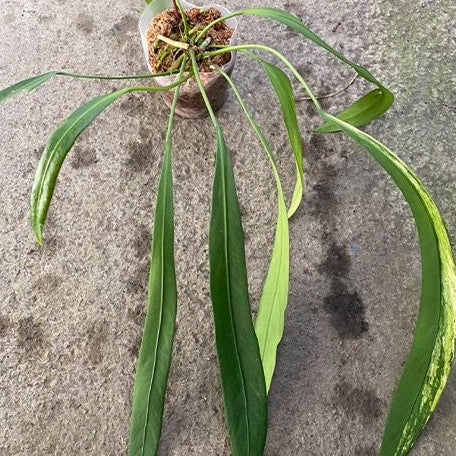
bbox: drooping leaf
[321,112,456,456]
[217,66,290,393]
[255,57,303,218]
[30,77,188,244]
[209,125,268,455]
[128,76,181,456]
[316,88,395,133]
[0,71,174,104]
[256,182,289,393]
[0,72,57,102]
[236,7,394,129]
[30,88,130,244]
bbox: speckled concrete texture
[1,0,455,455]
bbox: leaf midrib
[140,150,170,456]
[259,200,286,361]
[219,139,251,453]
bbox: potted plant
[1,1,455,455]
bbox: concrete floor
[1,0,455,454]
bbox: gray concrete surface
[1,0,455,454]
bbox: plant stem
[165,56,188,142]
[241,48,356,102]
[175,0,190,39]
[215,65,281,173]
[127,74,191,94]
[156,34,189,50]
[56,70,179,80]
[156,46,173,68]
[295,73,358,101]
[189,49,218,127]
[172,0,180,20]
[169,52,186,72]
[204,44,322,109]
[194,11,241,43]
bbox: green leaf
[256,182,289,393]
[0,71,175,104]
[256,200,289,392]
[0,72,57,102]
[209,125,268,455]
[217,66,290,393]
[315,88,395,133]
[322,112,456,456]
[30,88,130,244]
[238,7,378,84]
[237,7,394,129]
[30,77,188,244]
[128,78,180,456]
[255,57,303,218]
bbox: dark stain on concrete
[354,444,377,456]
[324,288,368,338]
[309,138,338,226]
[16,316,45,351]
[33,273,63,294]
[318,241,351,278]
[128,304,146,327]
[70,146,98,169]
[320,242,368,339]
[303,99,317,117]
[119,95,146,117]
[333,380,385,424]
[76,12,95,35]
[125,261,149,294]
[111,14,137,35]
[309,136,369,338]
[85,321,108,365]
[33,146,45,160]
[126,140,155,173]
[133,225,151,259]
[129,332,143,358]
[0,316,11,337]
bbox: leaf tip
[32,221,43,246]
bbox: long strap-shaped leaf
[0,70,176,103]
[189,50,268,455]
[210,125,268,455]
[321,113,456,455]
[128,63,184,456]
[217,67,289,393]
[0,72,57,102]
[212,43,456,453]
[30,77,188,244]
[263,46,456,455]
[250,55,303,218]
[198,7,394,130]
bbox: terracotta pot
[139,0,238,118]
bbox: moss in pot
[139,0,238,117]
[1,1,456,455]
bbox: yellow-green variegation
[321,114,456,456]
